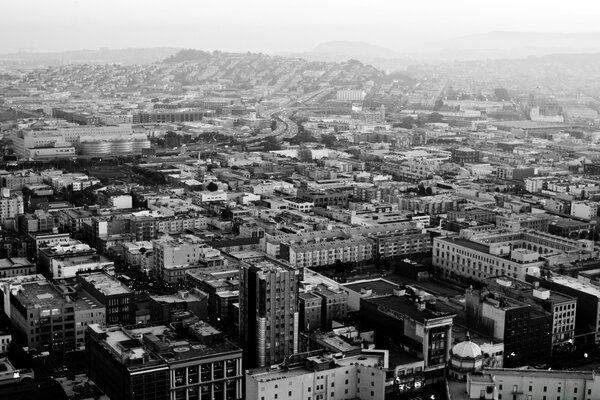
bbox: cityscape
[3,1,600,400]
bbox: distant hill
[0,47,181,66]
[163,49,212,63]
[281,41,414,72]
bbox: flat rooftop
[13,280,68,308]
[364,294,455,324]
[343,278,398,297]
[80,272,132,296]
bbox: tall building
[0,189,24,224]
[239,258,300,368]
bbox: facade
[246,351,387,400]
[483,276,576,355]
[571,201,598,220]
[467,368,600,400]
[336,89,366,102]
[495,213,549,232]
[359,287,455,375]
[10,278,105,352]
[239,258,300,368]
[451,148,481,163]
[86,322,243,400]
[0,257,35,278]
[466,287,552,368]
[528,275,600,346]
[0,190,24,224]
[77,272,135,325]
[432,229,593,282]
[281,237,374,268]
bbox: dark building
[359,286,455,379]
[86,322,243,400]
[466,288,552,368]
[239,258,300,368]
[133,110,207,124]
[298,292,322,333]
[77,272,135,325]
[297,189,350,208]
[451,147,481,164]
[313,284,348,330]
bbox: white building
[571,201,598,220]
[0,189,24,224]
[246,351,387,400]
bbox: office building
[10,278,105,352]
[86,321,242,400]
[239,258,300,368]
[466,286,552,368]
[359,286,455,377]
[246,350,387,400]
[77,272,135,325]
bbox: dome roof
[452,340,482,359]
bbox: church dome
[451,339,483,359]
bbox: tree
[433,99,444,111]
[207,182,219,192]
[321,134,336,148]
[427,112,444,123]
[270,120,278,131]
[398,116,416,129]
[425,186,433,196]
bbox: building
[0,258,35,279]
[246,350,387,400]
[467,368,600,400]
[571,201,598,220]
[466,286,552,368]
[86,321,243,400]
[0,189,24,224]
[359,286,455,378]
[482,276,576,355]
[336,89,366,102]
[495,213,549,233]
[280,237,374,268]
[432,229,594,282]
[527,274,600,347]
[299,292,322,333]
[17,210,59,234]
[38,240,113,278]
[77,272,135,325]
[239,258,300,368]
[10,278,105,352]
[451,148,481,164]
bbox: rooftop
[80,272,132,296]
[364,294,455,324]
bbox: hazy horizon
[3,0,600,55]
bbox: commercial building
[0,189,24,224]
[86,321,243,400]
[527,274,600,346]
[451,148,481,164]
[571,201,598,221]
[0,257,35,279]
[239,258,300,368]
[38,240,113,278]
[280,237,374,268]
[336,89,366,102]
[77,272,135,325]
[246,350,387,400]
[483,276,576,355]
[10,278,105,352]
[466,285,553,368]
[432,229,594,282]
[359,286,455,376]
[467,368,600,400]
[495,213,549,233]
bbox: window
[288,391,292,396]
[544,386,548,392]
[499,385,503,390]
[558,387,561,393]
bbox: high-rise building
[239,258,300,368]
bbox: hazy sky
[2,0,599,53]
